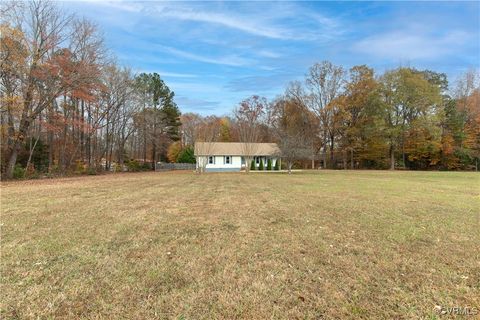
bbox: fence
[155,162,196,171]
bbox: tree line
[2,1,478,179]
[182,64,479,172]
[1,1,181,179]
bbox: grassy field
[1,170,479,319]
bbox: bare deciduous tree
[271,97,317,174]
[303,61,345,168]
[2,0,74,178]
[195,116,221,173]
[234,96,267,173]
[180,112,203,146]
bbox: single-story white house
[194,142,281,172]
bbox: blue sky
[64,1,480,115]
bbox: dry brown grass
[1,170,479,319]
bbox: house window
[224,156,231,164]
[208,156,214,164]
[256,157,260,164]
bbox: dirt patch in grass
[1,170,479,319]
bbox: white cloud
[167,81,222,93]
[93,1,343,41]
[155,6,291,40]
[257,50,282,58]
[157,71,198,78]
[353,30,472,60]
[308,12,340,30]
[83,0,143,13]
[134,70,198,78]
[156,45,254,67]
[175,96,220,108]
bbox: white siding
[196,155,279,171]
[196,155,242,171]
[205,156,241,169]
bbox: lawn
[1,170,479,319]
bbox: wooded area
[183,65,479,172]
[1,1,181,179]
[1,1,479,179]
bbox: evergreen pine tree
[259,158,264,170]
[250,159,256,171]
[274,159,280,170]
[267,159,272,170]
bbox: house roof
[194,142,280,156]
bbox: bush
[13,165,25,179]
[292,161,302,169]
[167,141,182,163]
[25,163,36,176]
[266,159,272,170]
[250,159,256,171]
[177,146,196,163]
[114,163,122,172]
[28,171,41,179]
[87,167,97,175]
[126,159,141,172]
[17,138,49,172]
[75,161,86,174]
[259,158,264,170]
[274,159,279,170]
[44,165,60,178]
[125,160,152,172]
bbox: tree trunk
[118,139,126,166]
[143,97,147,163]
[130,134,136,160]
[5,74,36,178]
[322,132,328,168]
[24,136,40,177]
[80,100,85,162]
[61,118,67,171]
[5,116,30,178]
[105,120,110,171]
[6,107,15,150]
[151,145,156,169]
[109,143,114,171]
[72,99,76,152]
[389,144,395,170]
[47,102,55,171]
[5,143,19,179]
[92,128,97,169]
[60,94,68,171]
[86,103,92,166]
[329,134,335,169]
[350,149,354,170]
[152,105,157,170]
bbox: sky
[63,1,480,115]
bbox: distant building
[194,142,280,172]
